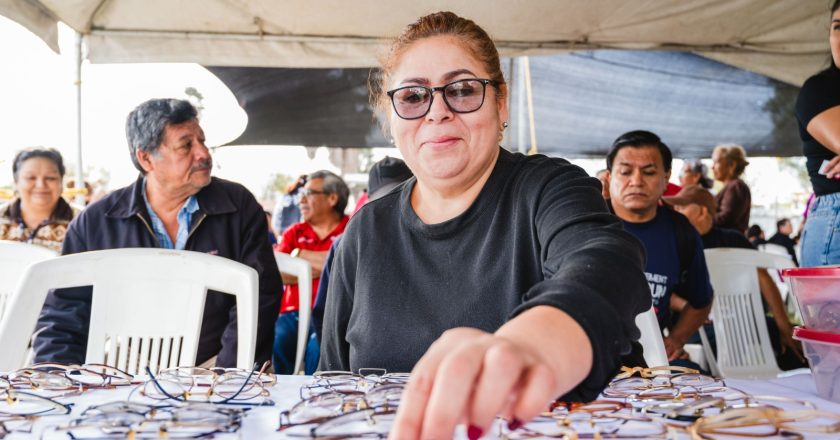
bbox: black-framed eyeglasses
[386,78,498,120]
[300,188,329,198]
[135,361,274,406]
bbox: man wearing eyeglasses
[32,98,282,369]
[606,130,714,366]
[273,170,349,375]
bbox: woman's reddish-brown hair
[370,11,507,115]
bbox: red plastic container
[792,326,840,403]
[781,267,840,333]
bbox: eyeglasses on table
[43,400,245,439]
[128,361,274,406]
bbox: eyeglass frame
[279,382,404,431]
[386,78,499,120]
[49,401,245,439]
[299,188,330,198]
[138,361,273,406]
[0,388,73,417]
[688,407,840,439]
[307,406,397,439]
[6,362,134,391]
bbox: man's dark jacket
[33,176,282,367]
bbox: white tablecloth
[8,372,839,439]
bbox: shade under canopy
[209,50,802,158]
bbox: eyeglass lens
[389,79,490,120]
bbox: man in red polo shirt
[273,170,349,374]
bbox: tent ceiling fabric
[0,0,832,86]
[209,50,801,158]
[207,66,388,148]
[515,51,801,159]
[0,0,59,52]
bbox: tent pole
[516,58,527,154]
[523,57,537,155]
[74,32,84,205]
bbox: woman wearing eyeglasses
[320,12,650,440]
[0,147,78,252]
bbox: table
[7,372,839,439]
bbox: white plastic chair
[635,307,668,368]
[0,241,57,319]
[274,252,312,375]
[703,248,796,379]
[0,248,258,373]
[757,243,794,303]
[758,243,790,259]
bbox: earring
[388,138,395,145]
[502,122,509,129]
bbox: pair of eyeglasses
[302,369,408,398]
[503,412,669,439]
[546,400,628,418]
[303,407,397,439]
[5,362,134,392]
[688,407,840,439]
[386,78,498,120]
[0,388,73,417]
[49,401,244,439]
[132,362,273,405]
[280,382,404,432]
[299,188,329,198]
[157,365,276,390]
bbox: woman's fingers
[510,362,558,426]
[467,340,527,433]
[388,369,434,440]
[420,340,488,439]
[391,328,561,440]
[825,155,840,178]
[389,328,486,440]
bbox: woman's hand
[821,154,840,179]
[389,306,592,440]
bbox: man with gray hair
[33,98,281,368]
[273,170,349,374]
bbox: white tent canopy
[0,0,832,86]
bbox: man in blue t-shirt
[605,130,713,362]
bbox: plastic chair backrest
[0,241,57,319]
[635,307,668,367]
[703,248,795,379]
[274,252,312,375]
[758,243,790,258]
[757,243,793,303]
[0,248,258,373]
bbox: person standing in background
[712,144,751,234]
[796,0,840,267]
